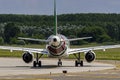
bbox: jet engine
[22,52,33,63]
[85,51,96,63]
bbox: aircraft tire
[58,62,62,66]
[33,61,37,67]
[38,61,41,67]
[80,61,83,67]
[75,60,78,67]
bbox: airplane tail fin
[54,0,57,35]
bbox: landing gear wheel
[75,60,78,67]
[33,61,37,67]
[58,59,62,66]
[38,61,41,67]
[75,60,83,67]
[33,61,42,67]
[80,61,83,67]
[58,61,62,66]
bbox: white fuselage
[46,34,70,58]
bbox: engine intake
[22,52,33,63]
[85,51,96,63]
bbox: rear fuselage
[46,34,69,58]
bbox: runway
[0,58,115,76]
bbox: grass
[0,50,22,57]
[95,48,120,60]
[0,43,120,60]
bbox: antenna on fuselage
[54,0,57,35]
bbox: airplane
[0,0,120,67]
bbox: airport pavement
[0,58,116,79]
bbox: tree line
[0,13,120,45]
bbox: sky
[0,0,120,15]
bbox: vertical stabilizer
[54,0,57,35]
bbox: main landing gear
[33,53,43,67]
[74,53,83,67]
[33,53,83,67]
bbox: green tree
[79,26,110,43]
[0,37,4,45]
[96,34,111,43]
[4,23,20,43]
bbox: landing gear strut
[58,58,62,66]
[33,53,43,67]
[74,53,83,67]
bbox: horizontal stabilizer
[67,37,92,41]
[18,37,49,42]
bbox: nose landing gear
[58,58,62,66]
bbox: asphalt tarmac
[0,58,117,80]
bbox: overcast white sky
[0,0,120,15]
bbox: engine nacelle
[85,51,96,63]
[22,52,33,63]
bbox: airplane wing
[68,44,120,54]
[0,46,48,54]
